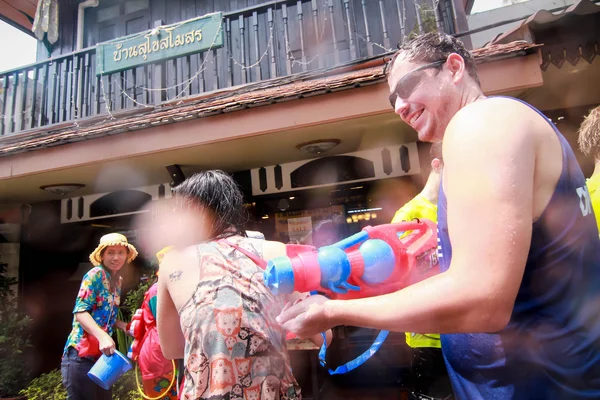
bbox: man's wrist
[323,299,343,328]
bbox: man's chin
[417,130,434,143]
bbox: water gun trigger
[340,281,360,292]
[328,280,360,294]
[327,281,348,294]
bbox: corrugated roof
[0,41,540,158]
[492,0,600,44]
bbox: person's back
[152,170,306,400]
[166,236,301,400]
[437,97,600,399]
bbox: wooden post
[152,20,166,105]
[0,76,8,135]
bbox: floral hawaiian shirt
[63,266,121,357]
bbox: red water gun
[264,219,439,300]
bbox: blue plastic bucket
[87,350,132,390]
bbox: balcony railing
[0,0,455,137]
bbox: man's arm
[279,99,535,336]
[157,256,186,360]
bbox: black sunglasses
[388,60,446,109]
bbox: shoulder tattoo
[169,270,183,282]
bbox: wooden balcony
[0,0,457,137]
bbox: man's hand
[98,333,116,356]
[277,294,333,339]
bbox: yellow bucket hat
[156,246,174,265]
[89,233,139,267]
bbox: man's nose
[394,97,409,117]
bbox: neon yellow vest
[587,174,600,234]
[392,194,441,349]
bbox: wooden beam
[0,0,34,31]
[479,54,543,95]
[8,0,36,17]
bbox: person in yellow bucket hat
[128,246,178,400]
[155,246,174,271]
[61,233,137,400]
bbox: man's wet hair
[385,32,480,86]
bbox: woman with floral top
[61,233,138,400]
[156,170,331,400]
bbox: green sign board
[96,12,223,76]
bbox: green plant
[407,2,438,40]
[116,309,134,356]
[122,279,152,315]
[115,277,153,355]
[19,368,139,400]
[111,369,140,400]
[19,369,66,400]
[0,260,33,397]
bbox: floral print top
[63,266,121,357]
[179,236,302,400]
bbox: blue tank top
[437,97,600,399]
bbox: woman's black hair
[173,169,248,239]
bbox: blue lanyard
[318,330,390,375]
[309,291,389,375]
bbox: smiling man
[277,33,600,399]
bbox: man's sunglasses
[388,60,446,109]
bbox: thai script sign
[96,12,223,75]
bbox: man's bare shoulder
[444,97,544,155]
[459,96,540,115]
[451,97,541,133]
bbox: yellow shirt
[392,193,441,349]
[587,174,600,233]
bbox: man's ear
[446,53,466,83]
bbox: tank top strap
[218,238,268,269]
